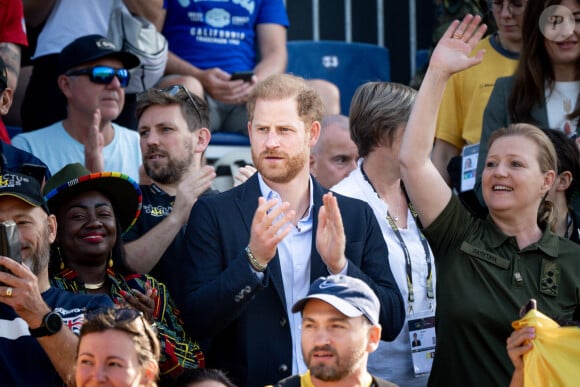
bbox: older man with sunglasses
[11,35,142,182]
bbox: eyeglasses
[66,66,131,88]
[491,0,526,16]
[162,84,202,123]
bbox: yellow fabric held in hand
[512,309,580,387]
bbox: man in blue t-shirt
[159,0,289,135]
[0,171,112,386]
[158,0,339,135]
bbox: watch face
[46,312,63,333]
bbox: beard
[22,225,51,276]
[305,343,366,382]
[143,139,193,185]
[252,145,309,184]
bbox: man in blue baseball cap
[273,275,397,386]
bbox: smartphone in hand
[230,71,254,82]
[0,220,22,281]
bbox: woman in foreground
[75,307,160,386]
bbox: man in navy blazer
[179,74,404,387]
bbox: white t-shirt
[33,0,114,58]
[332,160,437,384]
[12,121,141,182]
[546,81,580,134]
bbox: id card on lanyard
[385,197,436,376]
[360,165,437,376]
[408,312,436,376]
[461,143,479,192]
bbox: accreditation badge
[460,143,479,192]
[408,312,436,376]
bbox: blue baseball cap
[292,275,380,325]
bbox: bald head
[310,114,358,189]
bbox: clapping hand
[234,165,257,186]
[248,197,294,267]
[173,152,216,225]
[84,109,105,173]
[316,192,347,274]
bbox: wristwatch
[29,311,63,338]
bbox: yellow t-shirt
[435,34,519,149]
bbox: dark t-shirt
[423,195,580,386]
[123,184,217,306]
[0,287,112,386]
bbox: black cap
[292,275,381,325]
[0,56,7,90]
[0,171,50,213]
[57,34,140,75]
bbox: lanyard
[361,165,434,313]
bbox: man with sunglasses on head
[11,35,142,182]
[122,85,216,303]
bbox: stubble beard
[306,343,366,382]
[144,139,194,185]
[252,145,309,184]
[23,226,51,276]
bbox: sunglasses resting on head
[161,84,203,122]
[66,65,131,88]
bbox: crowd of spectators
[0,1,579,386]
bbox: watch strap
[29,311,63,338]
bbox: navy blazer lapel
[310,178,328,281]
[236,173,262,230]
[238,174,287,310]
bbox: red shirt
[0,0,29,143]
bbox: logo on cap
[318,280,345,289]
[0,173,29,188]
[96,39,117,51]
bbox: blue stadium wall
[286,0,435,85]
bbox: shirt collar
[257,173,314,218]
[487,217,560,258]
